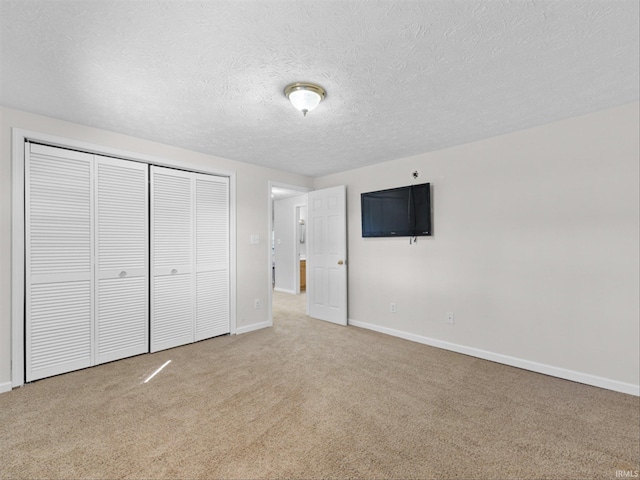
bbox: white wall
[0,106,313,389]
[314,102,640,394]
[2,104,638,394]
[273,194,306,293]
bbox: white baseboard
[273,287,295,294]
[235,321,271,335]
[348,319,639,397]
[0,381,12,394]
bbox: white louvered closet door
[194,174,230,341]
[26,144,94,382]
[95,156,149,364]
[150,166,194,352]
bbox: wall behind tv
[314,102,639,394]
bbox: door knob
[119,271,127,278]
[337,260,344,265]
[171,269,178,274]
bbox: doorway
[269,182,309,325]
[268,182,348,328]
[295,205,307,294]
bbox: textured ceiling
[1,1,638,177]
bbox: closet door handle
[171,269,178,275]
[119,271,127,278]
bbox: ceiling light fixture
[284,82,326,116]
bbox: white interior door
[194,174,230,340]
[151,166,194,352]
[307,185,348,325]
[95,156,149,364]
[25,143,94,381]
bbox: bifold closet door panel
[26,143,94,382]
[195,174,230,341]
[95,157,149,364]
[150,166,194,352]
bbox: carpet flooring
[0,291,638,479]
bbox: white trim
[11,131,26,388]
[13,129,236,177]
[293,202,306,295]
[273,287,296,294]
[11,128,238,389]
[270,181,312,195]
[0,382,12,394]
[235,321,271,335]
[267,183,274,328]
[229,175,237,335]
[349,319,640,397]
[266,180,276,327]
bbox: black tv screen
[361,183,431,237]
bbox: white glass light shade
[289,89,321,115]
[284,83,326,116]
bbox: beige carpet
[1,291,638,479]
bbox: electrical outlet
[390,303,397,313]
[254,298,260,309]
[446,312,454,325]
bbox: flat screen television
[361,183,431,237]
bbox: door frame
[11,128,237,388]
[268,181,310,326]
[294,203,306,295]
